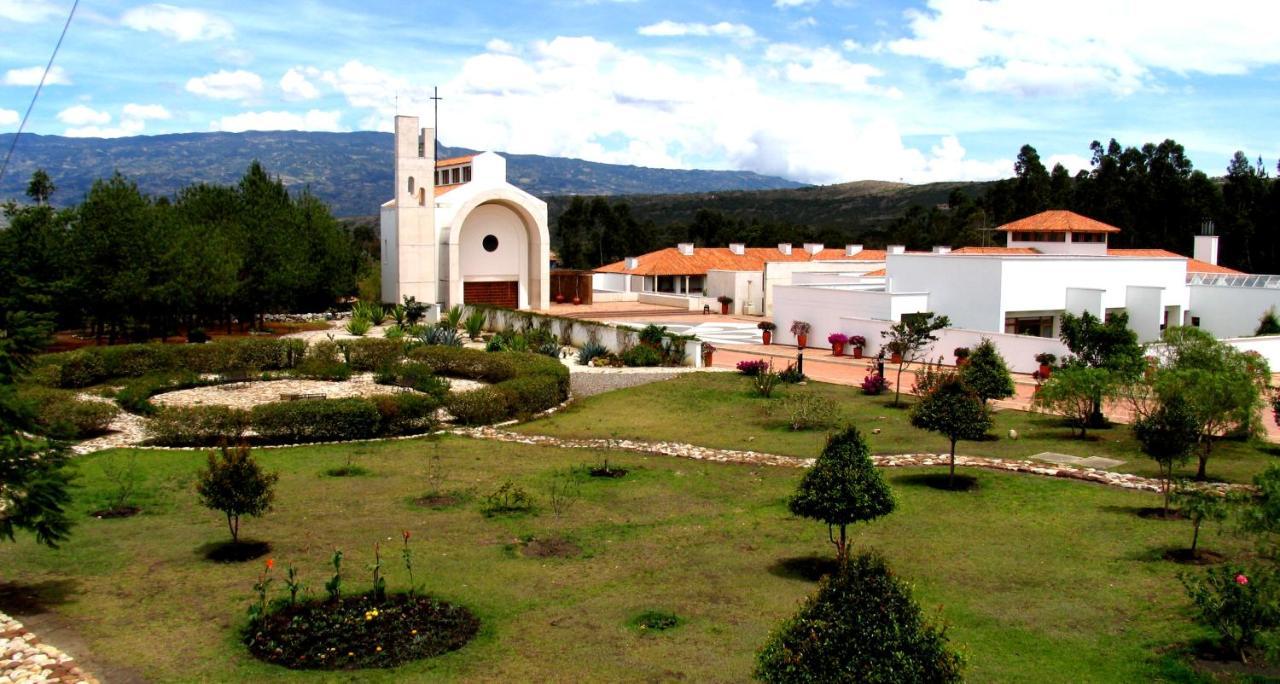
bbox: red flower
[402,530,411,542]
[266,558,275,570]
[1236,574,1249,585]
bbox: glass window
[463,166,472,182]
[688,275,705,294]
[1004,316,1054,338]
[452,167,461,184]
[656,276,676,293]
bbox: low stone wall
[1,611,98,684]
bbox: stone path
[1032,452,1127,470]
[1,611,97,684]
[450,426,1252,494]
[149,373,450,410]
[70,394,146,456]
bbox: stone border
[1,611,98,684]
[448,427,1254,495]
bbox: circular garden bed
[244,593,479,670]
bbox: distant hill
[545,179,998,239]
[0,131,807,216]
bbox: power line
[0,0,81,189]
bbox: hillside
[0,131,806,216]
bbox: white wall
[828,317,1069,373]
[1190,285,1280,338]
[1221,335,1280,371]
[888,255,1005,331]
[593,272,629,292]
[762,260,884,316]
[706,270,762,315]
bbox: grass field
[519,372,1280,485]
[0,431,1255,682]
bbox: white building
[381,116,550,311]
[770,210,1280,372]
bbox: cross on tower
[431,86,443,158]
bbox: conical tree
[788,428,894,564]
[756,552,964,683]
[959,338,1014,404]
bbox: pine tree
[788,428,894,564]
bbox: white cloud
[485,38,516,54]
[122,103,171,120]
[211,109,344,132]
[64,121,146,138]
[764,44,895,95]
[889,0,1280,96]
[185,69,263,100]
[121,3,233,42]
[0,0,62,22]
[637,20,756,40]
[3,65,70,86]
[57,104,110,126]
[280,68,320,100]
[773,0,819,7]
[0,108,18,126]
[841,39,862,51]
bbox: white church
[380,115,550,311]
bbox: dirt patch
[414,492,466,509]
[520,537,581,559]
[89,506,141,519]
[767,555,839,582]
[202,540,272,563]
[1191,644,1280,679]
[1163,548,1226,565]
[589,466,628,478]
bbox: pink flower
[1236,574,1249,585]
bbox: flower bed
[243,593,479,670]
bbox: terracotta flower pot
[1039,363,1051,378]
[703,351,714,366]
[832,342,845,357]
[720,303,730,315]
[891,352,902,364]
[853,347,863,359]
[797,334,808,349]
[762,331,772,345]
[956,357,968,367]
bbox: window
[688,275,705,294]
[435,170,444,185]
[451,167,461,184]
[482,235,499,252]
[407,176,415,194]
[1011,231,1064,242]
[1072,232,1106,243]
[656,276,677,293]
[1004,316,1054,338]
[462,165,472,182]
[1191,316,1201,327]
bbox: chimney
[625,256,639,270]
[778,243,793,256]
[677,243,695,256]
[888,245,906,255]
[932,246,952,254]
[729,243,745,255]
[1193,235,1219,265]
[803,243,824,255]
[845,244,863,257]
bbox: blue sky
[2,0,1278,184]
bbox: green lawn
[0,434,1254,682]
[520,372,1279,484]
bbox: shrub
[402,295,429,325]
[370,392,440,436]
[446,387,511,426]
[251,399,381,443]
[392,362,451,404]
[499,375,564,415]
[621,345,662,367]
[147,405,250,447]
[56,350,108,388]
[196,444,278,544]
[910,375,993,489]
[351,300,387,326]
[294,356,352,382]
[756,553,963,682]
[781,394,839,431]
[960,338,1015,404]
[639,324,667,347]
[187,328,210,344]
[737,359,769,376]
[577,342,608,366]
[790,427,895,561]
[408,346,517,383]
[115,372,212,415]
[778,362,805,384]
[861,373,889,395]
[753,362,782,398]
[343,338,405,372]
[19,386,118,439]
[345,317,372,337]
[480,481,535,516]
[1181,565,1280,663]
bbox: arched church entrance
[459,202,528,309]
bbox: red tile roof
[595,246,886,276]
[998,210,1122,234]
[862,268,887,277]
[1106,248,1244,275]
[436,154,477,167]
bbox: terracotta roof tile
[997,210,1122,234]
[436,154,477,167]
[595,246,886,276]
[862,268,887,277]
[1107,248,1245,275]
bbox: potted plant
[702,342,717,367]
[716,295,734,315]
[828,332,849,357]
[848,335,866,359]
[886,340,904,364]
[790,321,812,349]
[1035,352,1056,378]
[954,346,971,366]
[758,321,776,345]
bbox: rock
[1009,429,1018,440]
[872,428,882,434]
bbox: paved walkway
[1,611,98,684]
[451,427,1251,494]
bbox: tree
[1032,365,1119,439]
[755,552,963,683]
[196,444,278,543]
[959,338,1014,405]
[1172,486,1231,560]
[1058,311,1144,426]
[788,428,894,564]
[1240,464,1280,559]
[25,169,55,206]
[1133,394,1201,515]
[1257,308,1280,336]
[880,313,951,407]
[0,310,73,547]
[1154,326,1268,480]
[910,375,992,489]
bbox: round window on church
[483,235,499,252]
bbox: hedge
[146,405,250,447]
[17,385,119,439]
[251,398,383,444]
[115,372,221,415]
[41,338,306,388]
[412,346,569,424]
[445,387,512,426]
[340,338,407,372]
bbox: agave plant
[390,304,408,328]
[345,316,372,337]
[444,304,464,330]
[577,341,608,365]
[384,325,406,340]
[434,324,464,347]
[464,310,486,341]
[352,301,387,326]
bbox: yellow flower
[376,646,382,652]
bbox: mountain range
[0,131,806,216]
